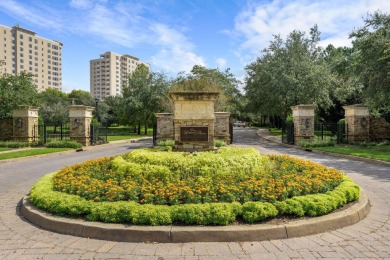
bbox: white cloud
[69,0,94,10]
[216,58,227,68]
[150,23,205,74]
[0,0,60,29]
[233,0,390,63]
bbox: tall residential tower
[90,51,150,100]
[0,24,63,91]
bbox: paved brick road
[0,130,389,259]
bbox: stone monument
[170,91,220,151]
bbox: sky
[0,0,389,93]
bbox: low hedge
[45,140,82,149]
[29,174,360,226]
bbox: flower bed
[29,147,361,225]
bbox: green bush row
[0,141,32,148]
[45,140,82,149]
[29,174,360,226]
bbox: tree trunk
[138,122,141,135]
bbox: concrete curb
[20,192,370,243]
[256,130,390,167]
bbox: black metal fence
[281,121,294,144]
[229,123,233,144]
[90,123,108,145]
[314,122,347,144]
[37,123,71,144]
[152,123,157,145]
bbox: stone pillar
[214,112,231,144]
[291,104,316,144]
[69,105,94,146]
[343,105,370,141]
[170,92,219,152]
[155,113,174,141]
[12,106,39,142]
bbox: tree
[120,64,170,134]
[68,89,95,107]
[172,65,243,116]
[349,11,390,113]
[319,45,363,122]
[244,25,334,121]
[0,72,38,119]
[38,88,69,126]
[102,96,121,126]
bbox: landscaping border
[20,191,370,243]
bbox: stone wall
[0,119,13,141]
[370,118,390,141]
[214,112,231,144]
[155,113,174,141]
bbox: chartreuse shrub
[29,147,362,225]
[45,140,82,149]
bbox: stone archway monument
[170,91,220,151]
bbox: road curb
[20,191,370,243]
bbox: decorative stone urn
[169,92,220,152]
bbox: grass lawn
[0,148,73,160]
[269,128,282,137]
[107,135,150,141]
[0,148,12,152]
[313,146,390,162]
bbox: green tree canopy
[244,25,334,118]
[0,72,38,119]
[171,65,243,114]
[38,88,69,125]
[120,64,170,134]
[350,11,390,113]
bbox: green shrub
[45,140,82,149]
[241,202,278,223]
[29,173,92,217]
[214,139,227,147]
[157,139,175,147]
[298,136,335,148]
[0,141,31,148]
[171,203,239,225]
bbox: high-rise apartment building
[0,24,63,91]
[90,51,150,100]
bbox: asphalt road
[0,129,389,259]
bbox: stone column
[155,113,174,141]
[69,105,94,146]
[12,106,39,142]
[343,105,370,141]
[214,112,231,144]
[291,104,316,144]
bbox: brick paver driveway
[0,129,389,259]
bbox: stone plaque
[180,127,208,142]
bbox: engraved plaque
[180,127,208,142]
